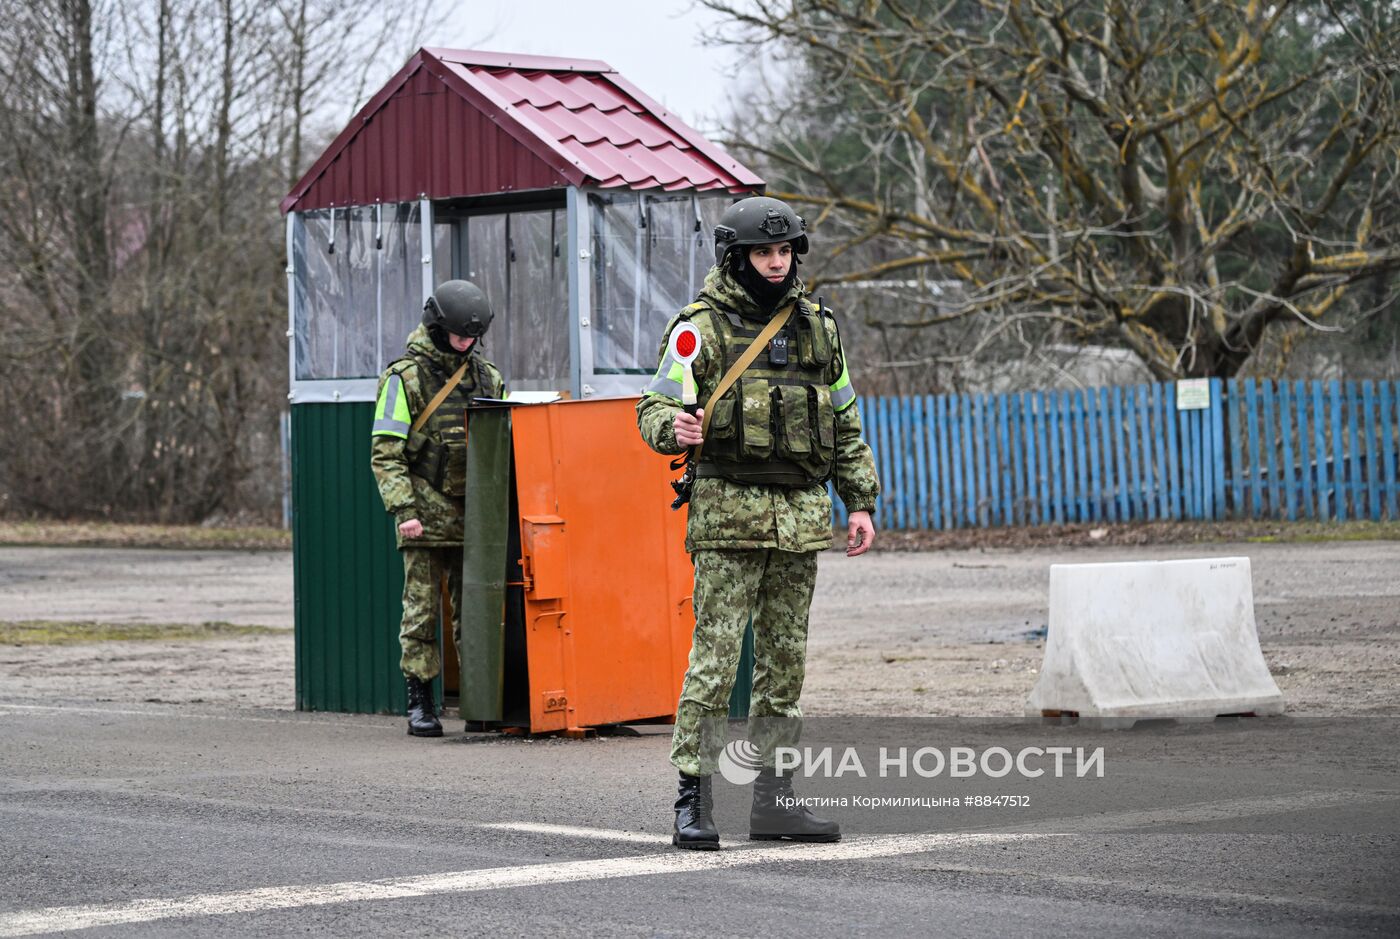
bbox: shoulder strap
[694,301,796,461]
[410,357,471,435]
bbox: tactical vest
[400,353,491,497]
[695,300,838,487]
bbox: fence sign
[1176,379,1211,410]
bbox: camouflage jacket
[370,325,505,548]
[637,267,879,553]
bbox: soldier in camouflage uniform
[370,280,505,737]
[637,196,879,849]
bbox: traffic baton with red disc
[667,322,703,509]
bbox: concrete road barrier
[1026,557,1284,728]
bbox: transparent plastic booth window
[459,209,570,394]
[289,203,426,402]
[588,192,729,395]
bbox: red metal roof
[282,48,762,213]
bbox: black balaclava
[729,246,799,313]
[426,324,456,354]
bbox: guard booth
[281,48,763,727]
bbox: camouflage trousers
[399,546,462,682]
[670,548,818,777]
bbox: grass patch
[0,620,286,646]
[0,521,290,551]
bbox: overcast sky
[436,0,742,133]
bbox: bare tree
[0,0,131,515]
[0,0,450,521]
[704,0,1400,381]
[269,0,452,187]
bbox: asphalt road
[1,703,1396,937]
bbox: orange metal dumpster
[481,396,696,733]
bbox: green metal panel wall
[291,403,405,714]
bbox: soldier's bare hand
[399,518,424,539]
[846,511,875,557]
[674,408,704,447]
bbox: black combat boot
[750,768,840,842]
[405,675,443,737]
[672,772,720,850]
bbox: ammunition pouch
[406,433,466,497]
[696,306,838,488]
[795,304,834,367]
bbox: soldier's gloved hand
[398,518,424,539]
[674,408,705,447]
[846,511,875,557]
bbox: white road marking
[480,822,665,844]
[0,833,1038,937]
[0,786,1394,935]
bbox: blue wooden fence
[835,379,1400,529]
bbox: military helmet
[713,195,809,266]
[422,279,494,338]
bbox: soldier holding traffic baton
[637,195,880,849]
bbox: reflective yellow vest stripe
[371,374,412,438]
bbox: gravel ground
[0,539,1395,716]
[804,540,1400,717]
